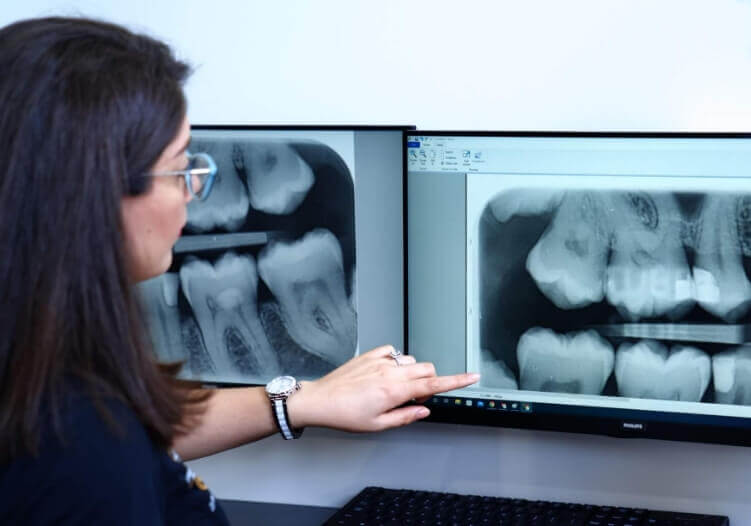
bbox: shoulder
[0,391,164,525]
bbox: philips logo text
[622,422,645,431]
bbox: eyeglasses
[151,152,217,201]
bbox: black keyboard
[323,487,729,526]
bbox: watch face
[266,375,296,396]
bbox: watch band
[271,398,303,440]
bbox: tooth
[258,301,337,378]
[479,349,518,389]
[713,346,751,405]
[605,192,694,320]
[738,195,751,257]
[526,192,611,309]
[137,273,184,363]
[185,140,250,232]
[693,194,751,322]
[181,315,215,376]
[179,252,279,379]
[258,229,356,365]
[614,340,710,401]
[489,189,564,222]
[235,142,314,215]
[516,328,614,394]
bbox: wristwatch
[265,375,304,440]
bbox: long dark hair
[0,17,206,462]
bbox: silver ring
[389,348,403,367]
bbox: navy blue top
[0,390,230,525]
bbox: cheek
[143,202,185,276]
[153,200,187,252]
[166,200,187,234]
[122,189,187,280]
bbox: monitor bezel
[177,124,414,388]
[404,130,751,448]
[192,125,416,131]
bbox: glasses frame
[151,151,217,201]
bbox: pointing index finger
[408,372,480,400]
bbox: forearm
[170,346,479,460]
[171,386,279,461]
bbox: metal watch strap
[271,397,303,440]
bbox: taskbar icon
[429,396,533,414]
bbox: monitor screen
[138,126,410,385]
[407,131,751,446]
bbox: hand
[286,345,480,432]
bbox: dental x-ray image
[469,178,751,406]
[138,133,357,384]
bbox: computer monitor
[138,125,411,385]
[407,131,751,446]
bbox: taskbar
[429,395,533,413]
[425,394,751,447]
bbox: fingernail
[415,407,430,418]
[467,373,481,382]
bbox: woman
[0,17,478,524]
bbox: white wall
[5,1,751,523]
[7,0,751,130]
